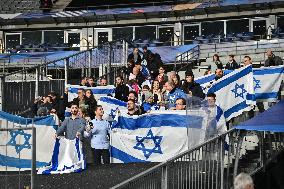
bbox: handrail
[175,44,200,72]
[111,126,284,189]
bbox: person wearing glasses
[170,98,186,110]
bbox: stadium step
[0,163,157,189]
[51,0,73,11]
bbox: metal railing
[175,45,200,72]
[111,129,284,189]
[0,127,36,189]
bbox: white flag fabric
[110,110,210,163]
[0,112,55,171]
[97,96,127,120]
[207,65,256,121]
[37,138,85,174]
[253,66,284,102]
[195,73,216,90]
[67,84,115,102]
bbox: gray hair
[234,173,254,189]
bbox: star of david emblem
[7,130,32,154]
[253,77,261,91]
[231,83,247,99]
[133,129,163,159]
[109,108,118,119]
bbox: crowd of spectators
[31,47,283,165]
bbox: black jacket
[115,84,129,102]
[265,54,283,67]
[127,53,142,65]
[225,60,240,70]
[181,81,205,99]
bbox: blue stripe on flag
[0,154,48,168]
[195,74,215,85]
[112,114,203,130]
[253,67,284,75]
[110,146,150,163]
[69,87,114,94]
[100,97,127,107]
[0,111,55,126]
[208,66,252,93]
[255,92,278,99]
[224,101,249,119]
[247,93,256,101]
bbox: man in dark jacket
[127,47,142,65]
[265,49,283,67]
[114,76,129,102]
[147,53,163,79]
[142,46,152,61]
[225,55,240,70]
[181,70,205,100]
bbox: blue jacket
[166,88,187,109]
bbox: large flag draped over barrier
[67,85,115,102]
[253,66,284,102]
[0,112,55,171]
[207,65,256,121]
[110,110,215,163]
[37,138,85,174]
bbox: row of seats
[0,0,41,13]
[7,43,71,53]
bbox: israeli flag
[97,96,127,120]
[67,85,115,102]
[37,138,85,174]
[110,110,207,163]
[195,73,216,90]
[207,65,255,121]
[0,111,55,171]
[253,66,284,102]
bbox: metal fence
[0,126,36,189]
[111,129,284,189]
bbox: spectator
[242,56,265,117]
[85,89,97,119]
[215,69,224,81]
[142,46,152,62]
[204,93,227,139]
[147,52,163,79]
[156,66,168,85]
[164,80,187,109]
[225,55,240,70]
[168,71,177,81]
[171,98,186,110]
[128,90,138,103]
[100,78,107,86]
[204,70,211,76]
[141,85,157,104]
[33,96,53,116]
[181,70,205,99]
[80,76,88,86]
[172,76,181,88]
[128,80,140,95]
[71,88,88,110]
[48,91,60,112]
[129,66,145,86]
[127,47,142,65]
[114,76,129,102]
[84,105,110,165]
[234,172,254,189]
[55,103,86,140]
[58,88,69,121]
[243,55,252,66]
[87,77,96,87]
[209,54,223,72]
[265,49,283,67]
[127,99,140,116]
[151,80,162,102]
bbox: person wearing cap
[181,70,205,99]
[225,55,240,70]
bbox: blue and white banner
[208,65,255,121]
[67,85,115,102]
[98,96,127,121]
[195,73,216,90]
[253,66,284,102]
[0,112,55,171]
[37,138,85,174]
[110,110,213,163]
